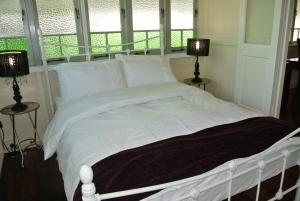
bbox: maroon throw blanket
[73,117,297,201]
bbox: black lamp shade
[0,50,29,77]
[187,39,210,56]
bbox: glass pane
[0,0,28,58]
[7,37,27,50]
[0,0,25,38]
[245,0,275,45]
[0,39,6,50]
[148,31,160,49]
[171,0,193,29]
[43,36,61,57]
[293,30,299,41]
[132,0,159,31]
[61,35,79,55]
[91,33,106,54]
[134,32,147,50]
[36,0,77,35]
[36,0,78,57]
[183,30,193,47]
[295,1,300,28]
[171,31,181,48]
[88,0,121,32]
[108,33,122,52]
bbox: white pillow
[56,60,127,103]
[115,54,177,87]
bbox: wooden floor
[0,148,299,201]
[0,148,66,201]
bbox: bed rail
[80,127,300,201]
[37,25,165,115]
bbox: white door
[235,0,289,115]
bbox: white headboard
[37,25,165,115]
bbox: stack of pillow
[55,54,177,105]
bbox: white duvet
[43,82,261,201]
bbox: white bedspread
[43,82,260,201]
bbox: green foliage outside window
[91,32,122,54]
[171,30,193,48]
[0,37,27,51]
[133,31,160,51]
[43,34,79,58]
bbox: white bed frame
[37,25,300,201]
[37,24,165,115]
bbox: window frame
[290,0,299,42]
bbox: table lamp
[0,50,29,112]
[187,38,210,83]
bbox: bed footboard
[79,127,300,201]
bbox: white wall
[0,0,241,159]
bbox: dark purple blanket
[73,117,297,201]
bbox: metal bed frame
[37,25,300,201]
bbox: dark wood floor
[0,148,299,201]
[0,148,66,201]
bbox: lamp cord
[0,121,10,152]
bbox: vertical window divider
[105,33,109,52]
[146,31,149,49]
[74,0,91,56]
[193,0,198,38]
[58,35,63,56]
[20,0,42,65]
[160,0,171,54]
[180,30,183,48]
[120,0,133,51]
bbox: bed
[38,27,300,201]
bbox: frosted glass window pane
[132,0,159,31]
[36,0,77,35]
[0,0,24,37]
[245,0,274,45]
[88,0,121,32]
[171,0,193,29]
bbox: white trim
[271,0,295,117]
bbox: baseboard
[0,152,4,176]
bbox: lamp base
[192,77,202,83]
[11,103,28,112]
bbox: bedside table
[0,102,41,167]
[183,78,211,91]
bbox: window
[0,0,197,65]
[0,0,27,52]
[170,0,194,49]
[88,0,122,54]
[36,0,79,58]
[132,0,160,50]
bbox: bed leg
[80,165,99,201]
[295,166,300,201]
